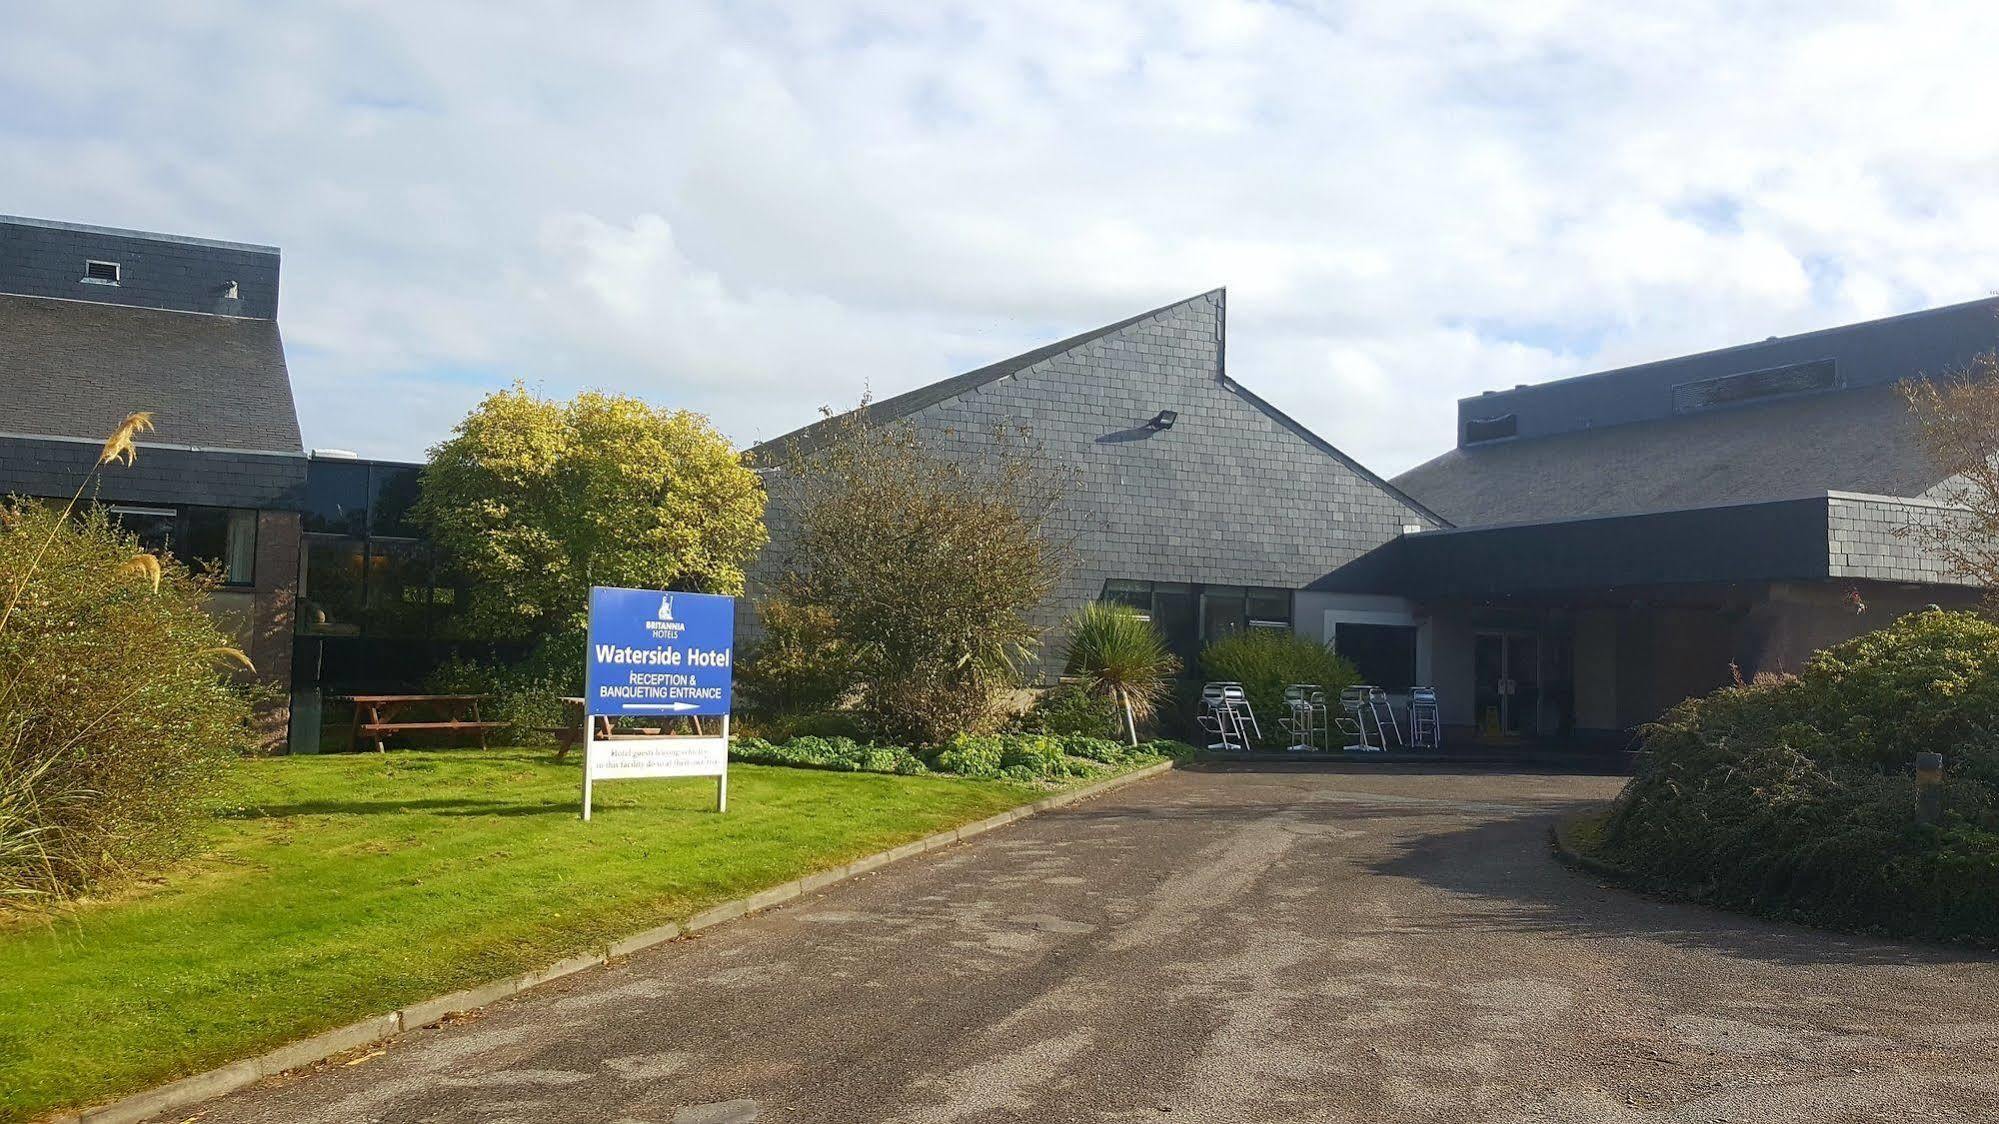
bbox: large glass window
[299,536,365,636]
[1100,580,1290,670]
[1247,588,1292,630]
[368,464,423,538]
[364,540,432,638]
[303,460,369,535]
[107,505,177,555]
[182,507,258,585]
[1335,623,1418,692]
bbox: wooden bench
[545,698,684,760]
[336,694,502,753]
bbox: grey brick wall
[1826,492,1980,587]
[0,216,278,319]
[751,291,1438,672]
[0,435,307,511]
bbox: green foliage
[1,501,253,899]
[733,730,1192,783]
[737,596,857,718]
[1062,602,1180,744]
[1600,609,1999,945]
[1014,681,1122,738]
[426,634,581,746]
[927,732,1191,782]
[757,405,1070,745]
[415,384,768,644]
[730,735,928,775]
[1788,609,1999,782]
[1200,629,1358,747]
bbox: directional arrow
[623,702,701,712]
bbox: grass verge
[0,748,1060,1122]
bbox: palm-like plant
[1062,602,1180,746]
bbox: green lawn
[0,749,1044,1121]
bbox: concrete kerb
[67,757,1176,1124]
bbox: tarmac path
[197,765,1999,1123]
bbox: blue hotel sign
[584,586,736,717]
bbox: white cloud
[3,1,1998,472]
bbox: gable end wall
[750,292,1437,673]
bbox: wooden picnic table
[335,693,502,753]
[549,698,706,760]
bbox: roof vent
[1673,358,1838,414]
[83,260,120,285]
[1464,413,1518,445]
[312,448,361,460]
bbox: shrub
[1599,609,1999,944]
[1061,603,1180,745]
[755,404,1070,745]
[925,732,1191,782]
[1014,682,1122,738]
[737,596,857,718]
[427,637,577,746]
[731,735,928,775]
[1787,609,1999,783]
[2,497,254,899]
[416,385,768,644]
[1200,629,1358,747]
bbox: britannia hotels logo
[645,595,685,638]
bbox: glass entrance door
[1473,632,1541,738]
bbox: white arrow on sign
[622,702,702,712]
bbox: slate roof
[0,292,302,453]
[744,290,1445,523]
[1395,300,1999,528]
[749,292,1224,464]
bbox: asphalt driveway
[197,765,1999,1123]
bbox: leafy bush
[755,405,1070,745]
[731,735,928,775]
[1014,682,1122,738]
[427,636,578,746]
[732,730,1194,783]
[416,385,768,643]
[1200,629,1358,747]
[2,497,254,899]
[1787,610,1999,782]
[1599,609,1999,944]
[737,596,856,718]
[1061,603,1180,744]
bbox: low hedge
[731,731,1194,783]
[1598,609,1999,945]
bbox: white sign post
[580,586,735,820]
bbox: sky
[5,1,1998,475]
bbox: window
[1334,623,1418,692]
[1102,579,1154,618]
[303,460,370,535]
[1463,413,1517,444]
[299,537,365,636]
[364,540,432,638]
[1102,580,1291,669]
[84,260,121,285]
[1247,588,1292,630]
[368,464,423,538]
[181,507,258,585]
[107,505,176,554]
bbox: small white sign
[589,734,728,780]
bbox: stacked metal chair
[1280,684,1330,752]
[1407,686,1441,749]
[1336,686,1379,752]
[1196,682,1260,751]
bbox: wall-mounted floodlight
[1147,409,1179,431]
